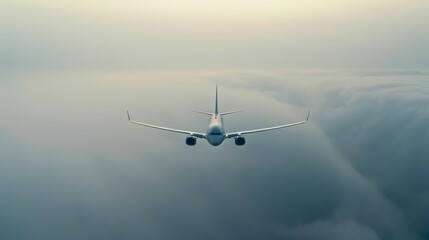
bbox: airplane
[127,85,310,146]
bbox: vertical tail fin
[214,85,219,115]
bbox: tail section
[214,85,219,115]
[193,85,242,116]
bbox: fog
[1,69,428,239]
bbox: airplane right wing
[225,110,310,138]
[127,110,206,138]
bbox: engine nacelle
[234,136,246,146]
[185,136,197,146]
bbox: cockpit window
[210,132,222,135]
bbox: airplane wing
[127,110,206,138]
[225,110,310,138]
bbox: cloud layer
[1,69,428,239]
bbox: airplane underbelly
[207,135,225,146]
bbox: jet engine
[234,136,246,146]
[185,136,197,146]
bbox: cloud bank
[0,69,428,239]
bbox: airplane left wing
[127,110,206,138]
[225,110,310,138]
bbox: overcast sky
[1,1,429,240]
[1,0,429,70]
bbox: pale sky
[1,0,429,69]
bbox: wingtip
[127,110,131,121]
[306,110,311,121]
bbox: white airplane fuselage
[206,114,226,146]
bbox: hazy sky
[1,0,429,70]
[1,1,429,240]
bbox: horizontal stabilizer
[192,110,213,115]
[220,110,242,116]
